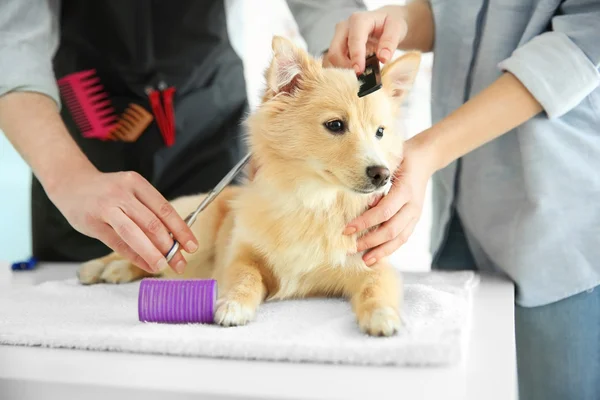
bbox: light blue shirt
[429,0,600,306]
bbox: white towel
[0,270,478,366]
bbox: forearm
[0,0,85,192]
[413,72,543,171]
[381,0,434,53]
[0,92,97,193]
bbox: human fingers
[326,20,353,69]
[356,202,417,253]
[363,216,418,267]
[343,186,408,235]
[126,171,198,254]
[122,197,188,273]
[376,15,407,63]
[104,207,172,274]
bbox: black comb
[357,54,382,97]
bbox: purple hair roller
[138,278,217,324]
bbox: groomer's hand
[48,170,198,274]
[326,2,434,73]
[326,6,408,74]
[344,139,434,267]
[0,91,196,274]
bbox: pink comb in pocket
[57,69,118,140]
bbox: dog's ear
[381,52,421,106]
[264,36,316,99]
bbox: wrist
[405,128,448,175]
[43,159,99,198]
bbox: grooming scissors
[164,153,251,263]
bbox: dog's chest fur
[230,184,372,299]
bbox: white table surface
[0,262,517,400]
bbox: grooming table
[0,262,516,400]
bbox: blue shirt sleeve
[498,0,600,119]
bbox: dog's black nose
[366,166,390,187]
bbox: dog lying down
[78,36,421,337]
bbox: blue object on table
[11,256,38,271]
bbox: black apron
[31,0,248,262]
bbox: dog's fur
[77,36,421,336]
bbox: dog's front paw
[100,260,138,284]
[358,306,400,337]
[77,255,151,285]
[214,299,256,327]
[77,260,107,285]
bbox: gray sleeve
[498,0,600,118]
[285,0,366,56]
[0,0,61,107]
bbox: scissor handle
[165,240,181,263]
[164,213,195,263]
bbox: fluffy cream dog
[77,36,421,336]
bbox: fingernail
[353,64,361,74]
[379,48,391,62]
[186,241,198,253]
[156,258,168,272]
[365,258,377,267]
[344,226,357,235]
[175,260,186,274]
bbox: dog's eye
[324,120,345,134]
[376,126,384,139]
